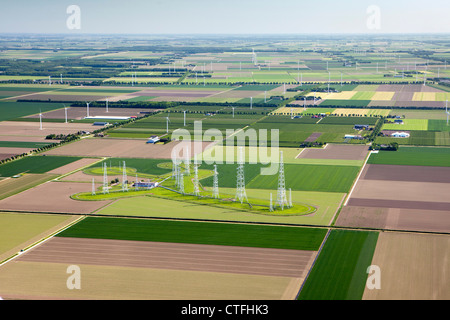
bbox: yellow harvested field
[271,106,304,115]
[371,92,395,101]
[363,232,450,300]
[0,261,300,300]
[305,91,356,100]
[413,92,437,101]
[331,108,369,116]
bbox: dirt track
[17,237,316,278]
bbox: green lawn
[368,146,450,167]
[56,216,328,251]
[298,230,379,300]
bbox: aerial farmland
[0,1,449,309]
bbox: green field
[0,102,65,122]
[319,100,371,107]
[298,230,379,300]
[246,164,360,193]
[368,146,450,167]
[0,155,82,177]
[56,217,328,251]
[382,119,428,131]
[0,141,53,149]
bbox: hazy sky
[0,0,449,34]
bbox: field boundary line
[343,149,372,206]
[52,157,108,182]
[0,215,86,267]
[295,228,331,300]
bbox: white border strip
[343,150,373,206]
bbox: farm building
[146,136,160,144]
[391,132,410,138]
[93,122,110,126]
[344,134,363,140]
[394,119,404,124]
[133,182,158,189]
[354,124,370,130]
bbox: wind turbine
[183,110,187,126]
[63,104,68,124]
[250,97,253,109]
[106,98,109,113]
[39,110,43,130]
[85,101,92,118]
[166,116,170,133]
[232,106,235,118]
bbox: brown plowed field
[336,205,450,233]
[47,158,101,175]
[297,144,369,160]
[360,164,450,183]
[362,232,450,300]
[17,237,316,278]
[0,121,101,138]
[0,181,111,214]
[350,179,450,205]
[43,138,213,159]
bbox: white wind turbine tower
[39,110,43,130]
[250,97,253,109]
[165,116,170,133]
[85,101,92,118]
[106,98,109,113]
[48,76,51,86]
[63,104,68,124]
[232,106,235,118]
[303,97,307,111]
[183,110,187,126]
